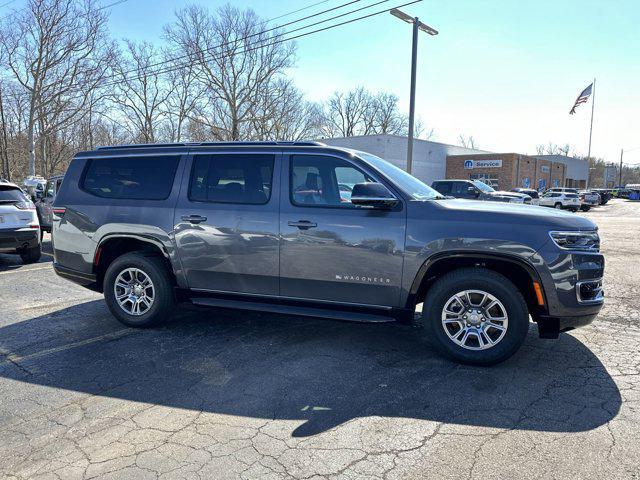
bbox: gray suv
[52,142,604,365]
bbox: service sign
[463,159,502,169]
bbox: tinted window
[291,155,374,207]
[189,154,274,204]
[82,156,179,200]
[0,186,26,202]
[451,182,471,196]
[432,182,451,195]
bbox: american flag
[569,83,593,114]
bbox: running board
[190,297,396,323]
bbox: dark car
[432,179,532,204]
[34,174,65,235]
[52,142,604,366]
[511,188,540,204]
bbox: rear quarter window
[81,156,180,200]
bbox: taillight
[52,207,66,218]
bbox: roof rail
[96,141,325,151]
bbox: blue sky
[4,0,639,163]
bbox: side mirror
[467,186,479,197]
[350,182,399,209]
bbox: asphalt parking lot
[1,199,639,480]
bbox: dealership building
[320,134,588,190]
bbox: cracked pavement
[0,199,639,479]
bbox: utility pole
[619,149,623,187]
[390,8,438,174]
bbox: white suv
[0,181,42,263]
[539,191,580,212]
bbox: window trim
[287,152,398,210]
[186,152,276,206]
[79,154,181,201]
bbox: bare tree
[162,49,202,142]
[112,41,172,143]
[323,87,372,137]
[250,79,322,141]
[165,4,295,141]
[0,0,114,176]
[458,134,477,149]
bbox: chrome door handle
[288,220,317,230]
[181,214,207,224]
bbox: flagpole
[586,78,595,188]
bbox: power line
[6,0,423,107]
[98,0,364,88]
[267,0,332,22]
[39,0,399,100]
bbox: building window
[469,173,499,189]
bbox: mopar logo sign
[463,159,502,169]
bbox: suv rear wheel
[104,252,175,327]
[554,202,563,209]
[422,267,529,366]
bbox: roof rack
[96,141,326,151]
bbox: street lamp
[390,8,438,174]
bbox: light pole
[390,8,438,174]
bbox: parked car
[35,174,65,235]
[52,142,604,366]
[578,190,600,211]
[432,179,532,204]
[511,188,539,205]
[591,189,611,205]
[538,191,581,211]
[0,180,42,263]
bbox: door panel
[174,152,280,295]
[279,153,406,307]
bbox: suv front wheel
[422,268,529,365]
[104,252,175,327]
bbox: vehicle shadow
[0,300,621,437]
[0,233,53,272]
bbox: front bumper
[0,228,39,253]
[532,244,604,338]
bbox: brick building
[446,153,567,191]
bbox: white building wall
[319,134,488,185]
[535,154,589,182]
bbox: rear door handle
[181,214,207,224]
[288,220,317,230]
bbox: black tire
[422,267,530,366]
[554,203,563,209]
[580,205,591,212]
[103,252,175,327]
[20,244,41,264]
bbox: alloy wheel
[114,267,155,316]
[441,290,509,350]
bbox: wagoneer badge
[335,274,391,284]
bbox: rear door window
[189,154,274,204]
[82,156,180,200]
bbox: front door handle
[181,214,207,224]
[288,220,317,230]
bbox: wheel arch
[406,252,548,316]
[93,234,173,292]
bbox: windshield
[472,180,495,192]
[355,151,442,200]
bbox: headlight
[549,230,600,251]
